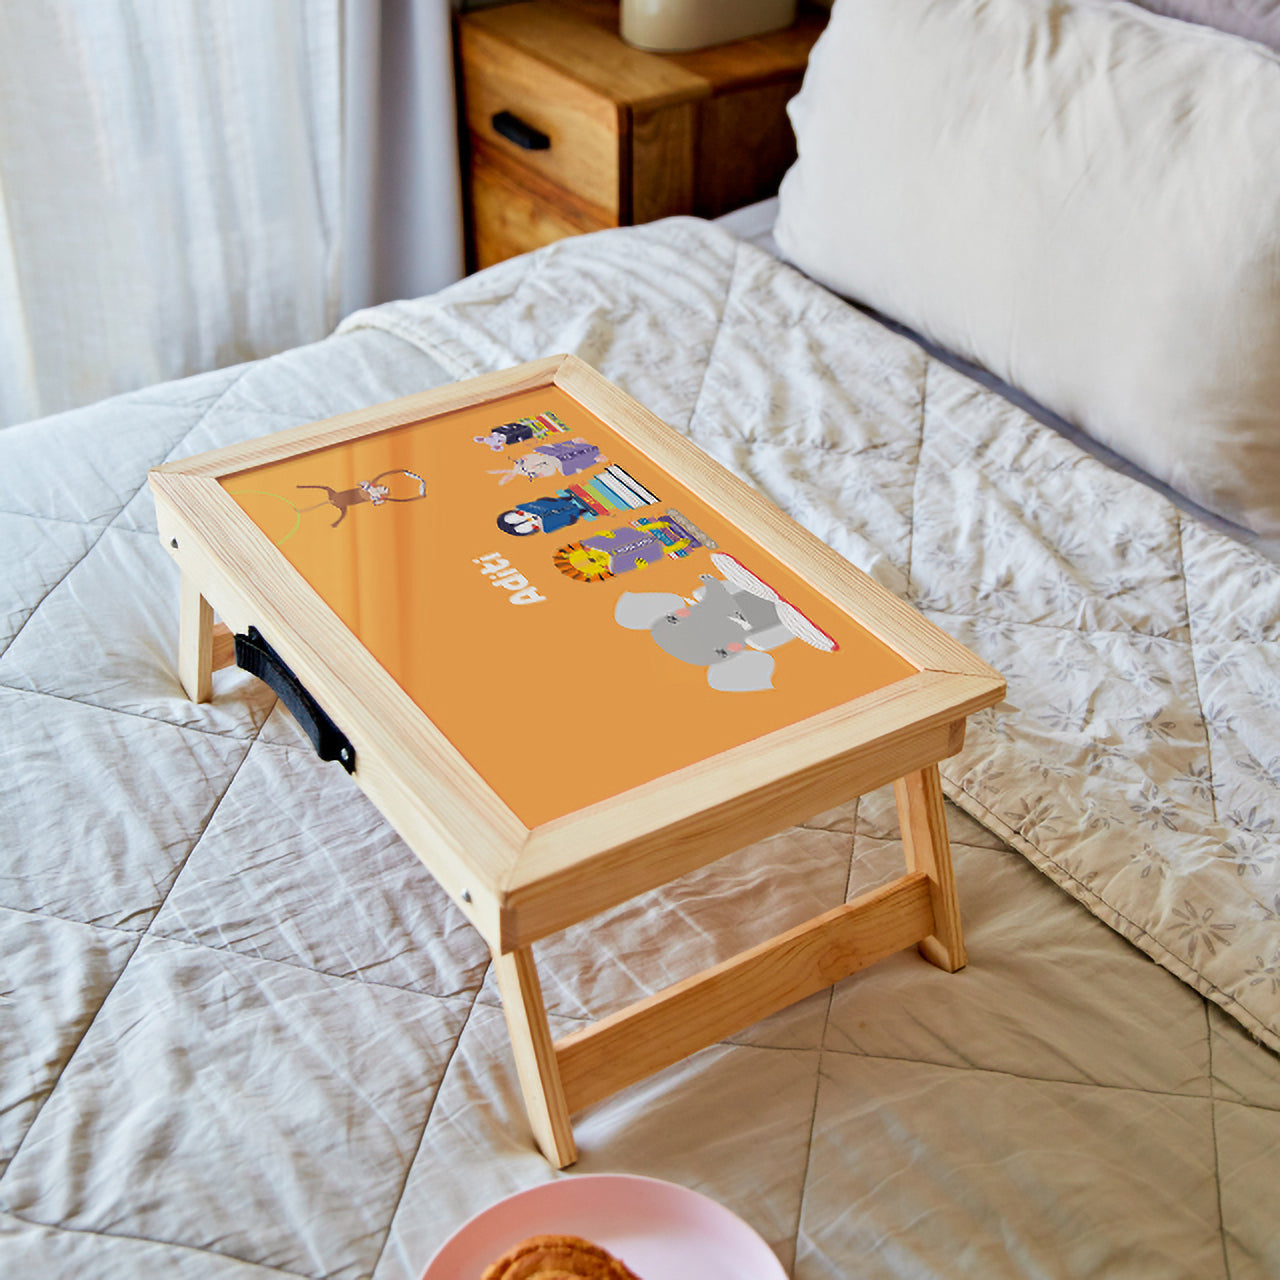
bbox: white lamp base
[620,0,798,52]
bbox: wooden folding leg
[554,872,934,1116]
[211,622,236,674]
[893,763,966,972]
[178,573,215,703]
[492,945,577,1168]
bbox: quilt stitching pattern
[341,218,1280,1055]
[4,218,1279,1278]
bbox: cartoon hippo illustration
[613,554,836,692]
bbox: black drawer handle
[491,110,550,151]
[235,628,355,773]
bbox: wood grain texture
[211,621,235,672]
[659,2,830,86]
[459,21,622,215]
[894,764,967,971]
[152,357,569,481]
[178,574,213,703]
[692,80,801,216]
[155,355,1002,953]
[493,946,578,1167]
[496,0,827,97]
[628,102,696,223]
[555,872,935,1113]
[455,0,827,265]
[463,0,707,110]
[470,147,611,270]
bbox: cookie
[480,1233,640,1280]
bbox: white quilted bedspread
[341,219,1280,1055]
[3,218,1279,1278]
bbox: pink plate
[422,1173,787,1280]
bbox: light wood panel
[455,0,827,266]
[157,494,515,942]
[464,0,707,110]
[494,945,577,1167]
[156,354,1002,951]
[629,101,696,223]
[895,765,967,971]
[459,21,623,216]
[211,621,235,672]
[178,575,213,703]
[470,148,611,270]
[153,357,567,480]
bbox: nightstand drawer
[459,23,621,220]
[454,0,827,271]
[470,150,611,270]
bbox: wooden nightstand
[455,0,827,270]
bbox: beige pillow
[776,0,1280,537]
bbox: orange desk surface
[224,385,915,827]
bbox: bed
[4,0,1280,1276]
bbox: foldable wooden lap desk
[150,355,1004,1167]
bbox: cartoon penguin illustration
[496,493,595,536]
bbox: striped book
[567,484,609,516]
[603,465,657,507]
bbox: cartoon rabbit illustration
[489,439,604,484]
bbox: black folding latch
[234,627,355,774]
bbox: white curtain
[0,0,463,429]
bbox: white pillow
[776,0,1280,538]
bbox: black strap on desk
[234,627,355,774]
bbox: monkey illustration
[295,470,426,527]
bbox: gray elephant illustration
[614,574,801,692]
